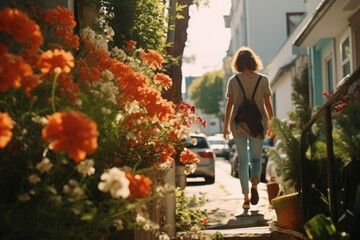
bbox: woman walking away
[223,46,274,210]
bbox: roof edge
[294,0,335,47]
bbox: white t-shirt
[226,73,272,138]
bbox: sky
[182,0,232,78]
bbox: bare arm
[264,94,274,138]
[223,95,233,140]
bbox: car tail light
[198,151,214,158]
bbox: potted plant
[266,68,320,231]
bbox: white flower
[158,233,170,240]
[114,219,124,230]
[116,113,124,123]
[125,101,140,114]
[77,159,95,176]
[98,168,130,199]
[36,158,53,173]
[101,69,114,82]
[156,183,175,198]
[19,193,30,202]
[31,116,47,125]
[72,208,81,215]
[47,186,58,195]
[21,128,27,135]
[104,24,114,41]
[184,163,197,175]
[100,81,118,104]
[63,179,84,198]
[93,38,108,52]
[177,125,190,139]
[135,213,159,232]
[74,98,82,106]
[81,27,96,41]
[126,132,137,141]
[101,107,111,115]
[28,174,41,184]
[136,214,146,224]
[190,225,200,232]
[158,161,172,170]
[111,47,127,61]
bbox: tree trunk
[163,0,194,104]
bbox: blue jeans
[234,136,263,194]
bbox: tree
[163,0,210,104]
[189,70,224,116]
[163,0,193,104]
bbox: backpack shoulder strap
[235,75,247,100]
[251,75,262,101]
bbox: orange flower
[0,49,35,93]
[201,216,208,226]
[159,143,176,164]
[180,149,200,165]
[124,40,136,51]
[125,171,153,199]
[57,73,80,104]
[154,73,173,90]
[37,49,74,73]
[22,74,40,97]
[0,7,43,50]
[0,112,13,148]
[53,25,80,49]
[140,49,164,69]
[42,110,99,162]
[138,87,175,121]
[42,6,76,28]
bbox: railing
[299,67,360,223]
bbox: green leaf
[304,214,342,240]
[211,231,224,240]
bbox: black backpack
[234,75,264,138]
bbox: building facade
[222,0,306,120]
[294,0,360,108]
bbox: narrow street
[184,158,276,230]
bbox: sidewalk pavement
[199,182,307,239]
[184,159,307,239]
[200,181,277,239]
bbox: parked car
[185,133,216,184]
[207,135,231,159]
[230,137,272,182]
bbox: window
[185,136,208,149]
[340,33,352,77]
[286,12,304,36]
[325,56,334,92]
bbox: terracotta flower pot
[271,192,304,230]
[266,182,279,203]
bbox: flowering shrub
[0,4,205,240]
[175,188,208,233]
[322,77,360,116]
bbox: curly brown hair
[231,46,263,72]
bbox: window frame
[323,52,335,93]
[286,12,305,36]
[339,30,353,77]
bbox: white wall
[264,0,322,118]
[247,0,306,69]
[271,71,295,119]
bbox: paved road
[184,158,276,229]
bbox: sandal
[250,186,259,205]
[242,202,250,209]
